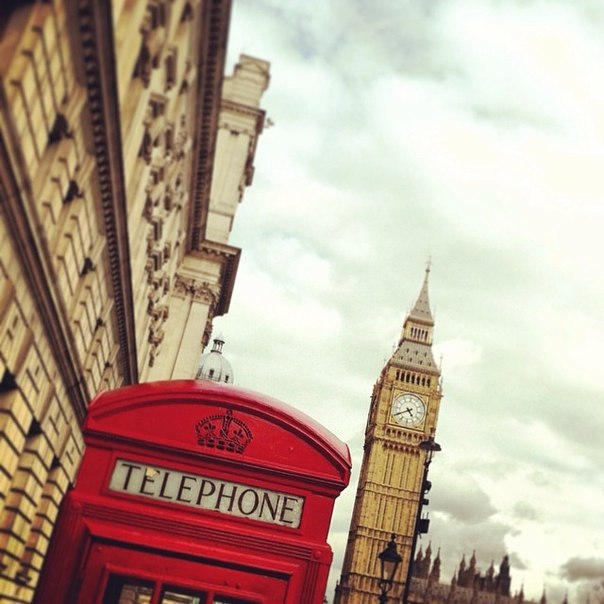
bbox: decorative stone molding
[202,317,213,350]
[75,0,137,383]
[220,99,267,133]
[187,0,231,251]
[197,240,241,316]
[172,274,220,307]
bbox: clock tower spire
[334,268,443,603]
[403,263,433,333]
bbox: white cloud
[435,338,482,371]
[224,0,604,600]
[230,257,342,345]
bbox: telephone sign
[108,458,304,527]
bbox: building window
[149,96,166,118]
[0,369,17,393]
[180,2,193,22]
[145,1,167,30]
[165,48,177,91]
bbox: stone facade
[0,1,269,601]
[408,548,547,604]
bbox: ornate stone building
[335,268,443,603]
[0,1,269,601]
[408,547,547,604]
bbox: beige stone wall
[0,6,95,599]
[0,1,269,600]
[0,190,86,601]
[143,55,270,382]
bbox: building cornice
[198,240,241,316]
[172,240,239,317]
[187,0,232,252]
[172,275,220,306]
[220,98,266,133]
[73,0,138,383]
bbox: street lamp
[401,437,441,604]
[378,534,402,603]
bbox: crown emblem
[195,409,253,454]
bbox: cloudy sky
[216,1,604,601]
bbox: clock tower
[335,268,442,603]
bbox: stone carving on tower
[335,267,443,603]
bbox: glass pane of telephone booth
[160,587,205,604]
[158,587,255,604]
[103,576,154,604]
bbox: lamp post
[401,437,441,604]
[378,534,402,603]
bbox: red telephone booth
[36,381,351,603]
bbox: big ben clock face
[391,393,426,428]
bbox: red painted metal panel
[36,381,350,604]
[83,380,350,487]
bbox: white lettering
[108,459,304,528]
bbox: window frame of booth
[80,543,288,604]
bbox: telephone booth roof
[84,380,351,488]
